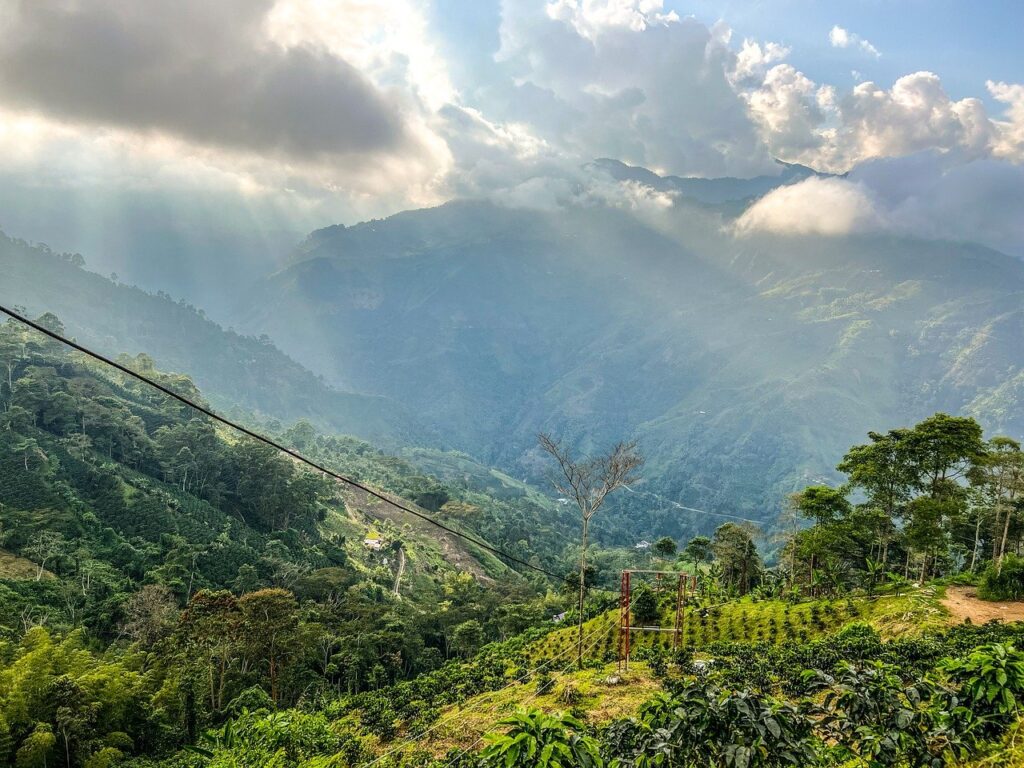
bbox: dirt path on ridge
[942,586,1024,624]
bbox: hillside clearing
[0,549,51,580]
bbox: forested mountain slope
[238,188,1024,535]
[0,312,581,638]
[0,308,622,766]
[0,232,425,447]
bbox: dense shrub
[979,556,1024,601]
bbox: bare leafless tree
[539,433,643,666]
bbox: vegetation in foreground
[2,310,1024,766]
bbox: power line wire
[0,303,572,584]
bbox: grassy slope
[333,484,511,584]
[959,721,1024,767]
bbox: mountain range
[4,161,1023,541]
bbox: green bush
[943,643,1024,736]
[979,556,1024,601]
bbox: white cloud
[744,69,1005,172]
[0,0,457,215]
[744,64,833,156]
[849,151,1024,256]
[264,0,456,111]
[735,177,885,236]
[493,0,778,178]
[544,0,680,40]
[0,0,1022,260]
[734,151,1024,256]
[732,38,791,85]
[488,2,1024,182]
[988,80,1024,161]
[839,73,992,160]
[829,25,880,58]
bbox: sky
[0,0,1022,298]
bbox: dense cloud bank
[0,0,1022,276]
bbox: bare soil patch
[942,586,1024,624]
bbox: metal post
[673,573,684,650]
[618,570,631,671]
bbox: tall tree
[977,437,1024,573]
[682,536,713,569]
[653,536,677,559]
[906,414,985,495]
[538,433,643,666]
[22,531,66,581]
[789,485,852,590]
[838,429,916,568]
[905,414,985,579]
[238,588,301,704]
[711,523,762,596]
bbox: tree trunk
[576,514,590,668]
[970,511,983,573]
[998,504,1013,574]
[209,663,217,711]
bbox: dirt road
[942,586,1024,624]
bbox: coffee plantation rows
[532,587,949,663]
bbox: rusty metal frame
[618,569,696,669]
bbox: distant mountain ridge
[5,156,1024,545]
[588,157,826,204]
[0,231,429,447]
[236,178,1024,540]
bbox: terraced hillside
[533,588,951,663]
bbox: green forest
[3,311,1024,767]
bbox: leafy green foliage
[0,316,586,764]
[944,644,1024,733]
[631,586,659,626]
[814,661,949,767]
[608,687,819,768]
[785,414,1023,598]
[480,709,602,768]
